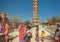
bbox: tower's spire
[33,0,37,1]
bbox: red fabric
[55,40,60,42]
[4,23,9,40]
[19,24,25,40]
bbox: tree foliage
[24,20,32,25]
[48,16,60,23]
[10,16,22,29]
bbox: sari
[4,23,9,41]
[18,24,26,42]
[35,28,39,41]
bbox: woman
[35,26,39,42]
[25,26,31,42]
[18,23,26,42]
[4,23,9,42]
[54,24,60,42]
[55,29,60,42]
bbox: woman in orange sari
[18,23,26,42]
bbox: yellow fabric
[41,32,45,38]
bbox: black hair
[0,16,3,23]
[54,29,59,40]
[56,29,59,32]
[36,25,38,28]
[57,24,60,27]
[26,25,30,29]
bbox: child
[41,31,45,42]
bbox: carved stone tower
[32,0,39,25]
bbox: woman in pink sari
[35,26,39,42]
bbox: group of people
[34,24,60,42]
[35,24,60,42]
[18,24,46,42]
[35,26,45,42]
[0,21,60,42]
[0,14,60,42]
[18,24,32,42]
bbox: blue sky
[0,0,60,22]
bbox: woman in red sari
[3,13,9,42]
[4,23,9,42]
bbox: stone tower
[32,0,39,25]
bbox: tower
[32,0,39,25]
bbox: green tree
[10,16,22,29]
[24,20,32,25]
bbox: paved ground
[9,36,19,42]
[9,31,19,42]
[9,25,54,42]
[31,25,54,42]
